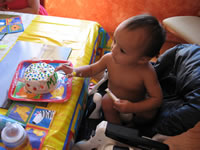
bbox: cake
[24,62,58,94]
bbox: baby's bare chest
[108,68,144,90]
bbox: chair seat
[163,16,200,45]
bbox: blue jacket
[147,44,200,136]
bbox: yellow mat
[0,15,111,150]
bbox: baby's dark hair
[125,14,166,58]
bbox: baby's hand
[55,64,74,77]
[113,100,131,113]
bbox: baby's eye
[120,48,126,54]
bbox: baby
[56,14,166,125]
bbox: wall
[45,0,200,34]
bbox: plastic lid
[1,123,25,145]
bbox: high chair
[73,44,200,150]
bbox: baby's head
[112,14,166,65]
[123,14,166,58]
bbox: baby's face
[111,25,148,65]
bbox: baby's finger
[113,100,121,106]
[113,105,118,110]
[55,66,62,71]
[66,73,73,78]
[55,64,68,70]
[56,65,72,72]
[113,101,120,108]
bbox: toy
[105,88,119,102]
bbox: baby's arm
[56,53,111,78]
[127,64,162,113]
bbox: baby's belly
[108,84,146,102]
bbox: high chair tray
[8,60,72,103]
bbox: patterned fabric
[39,4,48,15]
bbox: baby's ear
[138,56,151,64]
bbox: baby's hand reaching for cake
[55,64,74,78]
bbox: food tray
[8,60,72,103]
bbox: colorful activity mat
[0,16,24,33]
[0,13,35,62]
[5,102,56,150]
[8,60,72,103]
[0,13,111,150]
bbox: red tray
[8,60,72,103]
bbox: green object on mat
[0,45,7,49]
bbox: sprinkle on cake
[24,63,54,81]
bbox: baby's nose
[111,46,118,55]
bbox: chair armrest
[105,123,169,150]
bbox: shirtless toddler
[55,14,166,125]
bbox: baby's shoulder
[140,63,157,79]
[103,52,112,57]
[140,62,155,72]
[101,53,112,61]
